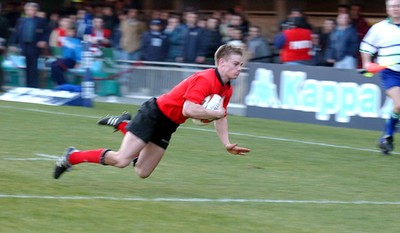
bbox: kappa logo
[245,68,392,123]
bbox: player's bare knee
[135,167,151,179]
[137,173,151,179]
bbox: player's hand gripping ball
[192,94,222,126]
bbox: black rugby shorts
[126,98,179,149]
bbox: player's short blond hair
[214,44,243,65]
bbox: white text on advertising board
[245,68,392,123]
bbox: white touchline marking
[1,105,396,155]
[181,127,400,155]
[35,153,59,159]
[4,158,54,161]
[0,194,398,205]
[4,153,60,161]
[0,105,99,119]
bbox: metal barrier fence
[2,57,249,106]
[116,61,249,105]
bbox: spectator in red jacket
[49,16,72,47]
[274,17,313,65]
[84,16,111,47]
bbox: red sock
[68,148,106,165]
[118,121,128,135]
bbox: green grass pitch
[0,100,399,233]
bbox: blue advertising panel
[245,63,391,131]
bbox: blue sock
[384,112,400,137]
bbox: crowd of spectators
[275,4,370,69]
[0,1,372,90]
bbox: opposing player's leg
[379,86,400,154]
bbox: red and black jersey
[156,68,232,124]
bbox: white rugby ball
[192,94,222,126]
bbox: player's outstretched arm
[225,143,251,156]
[214,117,250,156]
